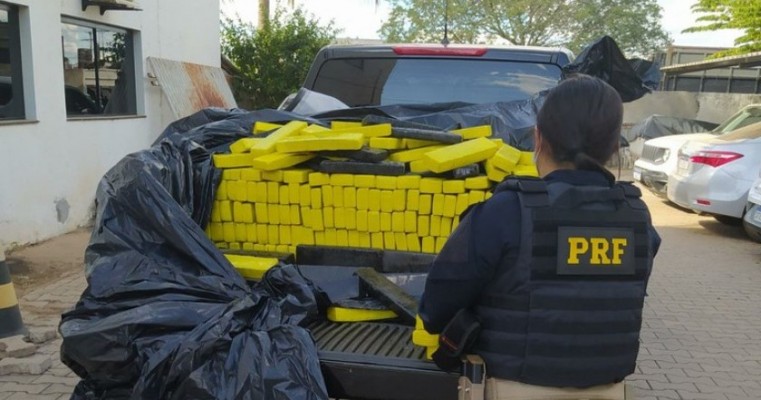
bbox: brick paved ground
[2,188,760,399]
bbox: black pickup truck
[291,44,573,400]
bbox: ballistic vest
[474,177,652,388]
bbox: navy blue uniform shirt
[419,169,661,333]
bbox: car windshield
[713,106,761,134]
[311,58,561,107]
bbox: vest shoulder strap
[495,177,549,208]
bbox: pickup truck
[291,44,573,400]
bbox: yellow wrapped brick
[409,159,429,173]
[468,190,486,205]
[246,182,258,202]
[345,208,357,230]
[456,193,470,215]
[464,176,490,190]
[357,210,369,232]
[407,234,421,252]
[359,232,371,248]
[518,151,534,165]
[262,170,283,182]
[392,212,405,233]
[333,186,344,207]
[279,204,291,225]
[230,138,263,154]
[384,232,396,249]
[327,306,398,322]
[222,169,242,181]
[395,232,408,251]
[420,178,443,194]
[213,153,254,169]
[368,211,381,232]
[324,207,335,229]
[388,145,445,163]
[288,183,300,204]
[283,169,310,184]
[248,121,307,156]
[246,225,257,242]
[235,223,247,242]
[310,188,322,208]
[268,206,280,225]
[443,180,465,194]
[257,225,268,243]
[380,212,392,231]
[311,209,325,231]
[492,144,522,172]
[336,229,349,246]
[404,211,417,233]
[229,243,242,250]
[397,175,422,189]
[331,123,392,138]
[217,181,228,200]
[432,194,445,216]
[371,232,384,249]
[431,216,441,237]
[253,121,283,134]
[254,182,268,203]
[406,190,420,211]
[404,139,439,149]
[330,174,354,187]
[376,176,397,190]
[241,168,262,181]
[418,215,430,237]
[355,175,376,188]
[302,124,330,134]
[210,202,222,222]
[368,189,381,211]
[356,188,369,210]
[279,186,290,205]
[300,185,311,207]
[419,194,433,215]
[344,187,356,208]
[485,159,509,182]
[443,195,457,218]
[322,186,333,207]
[290,205,301,225]
[348,230,360,247]
[276,133,364,153]
[335,208,346,229]
[423,137,499,173]
[209,223,224,241]
[441,217,452,236]
[255,203,268,224]
[436,237,447,252]
[422,237,435,253]
[268,225,280,244]
[309,172,330,186]
[380,191,394,212]
[330,121,362,130]
[392,190,406,211]
[452,125,491,140]
[267,182,279,203]
[369,137,405,150]
[412,329,439,347]
[222,222,235,242]
[280,225,292,245]
[315,232,326,245]
[220,200,233,222]
[514,165,540,177]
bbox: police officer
[419,75,660,395]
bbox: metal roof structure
[661,51,761,75]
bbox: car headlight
[654,149,671,164]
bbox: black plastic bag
[563,35,654,102]
[625,115,718,142]
[60,108,327,400]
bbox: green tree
[684,0,761,57]
[380,0,671,56]
[221,7,338,109]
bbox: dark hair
[536,74,623,179]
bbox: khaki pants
[485,378,629,400]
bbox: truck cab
[299,44,573,108]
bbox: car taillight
[392,46,487,56]
[689,151,743,167]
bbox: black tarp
[59,109,328,400]
[625,115,718,142]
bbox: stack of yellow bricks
[206,120,537,254]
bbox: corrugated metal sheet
[147,57,237,119]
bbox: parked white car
[634,104,761,197]
[743,172,761,242]
[668,122,761,225]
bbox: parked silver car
[743,173,761,242]
[668,122,761,225]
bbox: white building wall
[0,0,220,248]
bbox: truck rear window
[311,58,561,107]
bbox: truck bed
[309,320,458,400]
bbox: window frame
[61,17,138,118]
[0,2,26,120]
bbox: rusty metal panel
[147,57,237,119]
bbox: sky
[221,0,743,49]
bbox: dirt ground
[5,228,91,301]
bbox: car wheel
[713,215,742,225]
[743,220,761,243]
